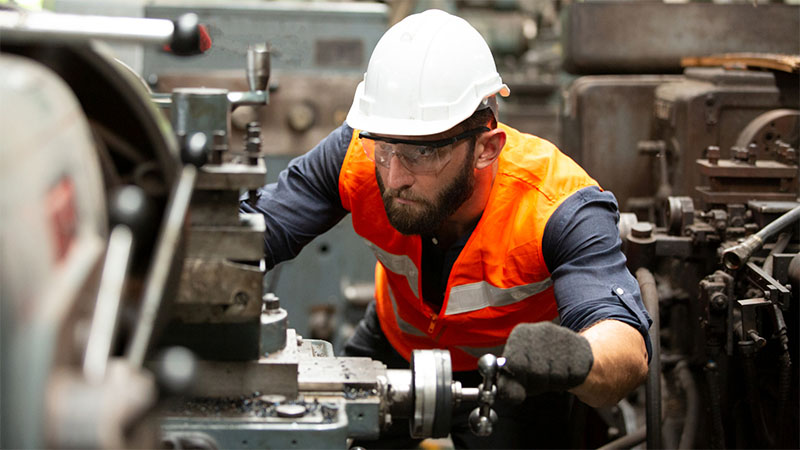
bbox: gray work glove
[497,322,594,405]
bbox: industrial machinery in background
[560,2,800,448]
[0,8,502,449]
[136,1,388,350]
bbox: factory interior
[1,0,799,448]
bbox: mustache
[383,187,428,204]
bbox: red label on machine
[47,177,77,263]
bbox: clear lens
[361,138,452,174]
[359,126,488,174]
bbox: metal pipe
[675,361,698,449]
[636,267,662,450]
[0,10,173,45]
[723,205,800,270]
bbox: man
[242,9,651,448]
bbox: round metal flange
[735,109,799,160]
[432,349,453,438]
[409,349,454,439]
[665,196,694,236]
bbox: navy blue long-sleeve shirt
[241,124,652,357]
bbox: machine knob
[468,354,504,436]
[247,44,271,92]
[169,13,206,56]
[180,132,209,167]
[468,408,498,437]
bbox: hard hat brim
[346,81,510,137]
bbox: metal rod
[460,387,480,402]
[227,90,268,107]
[83,225,134,383]
[0,10,174,45]
[127,165,196,367]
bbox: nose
[384,153,415,190]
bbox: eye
[415,146,437,158]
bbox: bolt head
[631,222,654,239]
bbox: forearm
[569,319,648,407]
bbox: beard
[375,149,476,236]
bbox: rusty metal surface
[562,2,800,74]
[696,187,797,205]
[176,258,262,323]
[735,109,800,163]
[696,157,798,205]
[697,160,798,179]
[157,72,362,157]
[186,214,265,261]
[682,53,800,74]
[654,68,791,201]
[195,160,267,190]
[561,75,683,210]
[189,190,240,226]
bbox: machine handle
[468,354,505,436]
[0,10,208,56]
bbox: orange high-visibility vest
[338,123,599,371]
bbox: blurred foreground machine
[561,2,800,448]
[0,9,499,449]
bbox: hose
[704,360,726,449]
[675,361,698,449]
[723,205,800,270]
[636,267,662,449]
[777,351,792,448]
[772,305,792,448]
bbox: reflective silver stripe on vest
[455,343,506,359]
[445,278,553,315]
[364,240,420,298]
[386,287,427,338]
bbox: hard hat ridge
[346,9,509,136]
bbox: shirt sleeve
[239,123,352,269]
[542,186,653,360]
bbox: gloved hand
[497,322,594,405]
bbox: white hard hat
[346,9,510,136]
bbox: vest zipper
[427,313,438,334]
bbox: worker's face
[374,135,476,235]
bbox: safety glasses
[359,127,489,175]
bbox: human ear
[475,128,505,169]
